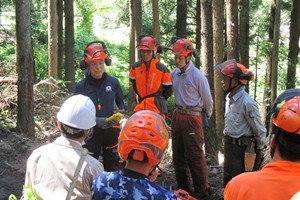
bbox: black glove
[253,148,266,170]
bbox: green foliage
[34,45,48,81]
[0,109,16,128]
[21,185,39,200]
[75,0,94,34]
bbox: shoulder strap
[66,148,88,200]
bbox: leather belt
[175,106,202,116]
[224,135,254,146]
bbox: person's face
[141,50,153,62]
[174,55,190,69]
[220,75,239,91]
[88,59,105,79]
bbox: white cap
[57,95,96,130]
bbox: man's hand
[148,166,162,182]
[106,112,124,127]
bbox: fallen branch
[0,76,17,85]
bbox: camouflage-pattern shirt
[92,168,177,200]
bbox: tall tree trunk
[270,0,281,113]
[195,0,201,67]
[152,0,160,43]
[64,0,75,93]
[213,0,225,158]
[48,0,58,79]
[200,0,217,163]
[262,0,281,135]
[176,0,187,37]
[226,0,239,59]
[128,0,142,112]
[57,0,63,79]
[239,0,249,73]
[286,0,300,89]
[16,0,35,136]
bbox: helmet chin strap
[226,78,240,94]
[179,59,189,72]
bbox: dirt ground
[0,126,224,200]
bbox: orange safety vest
[129,57,172,115]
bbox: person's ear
[270,134,276,149]
[57,120,62,130]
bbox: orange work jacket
[129,57,172,115]
[224,160,300,200]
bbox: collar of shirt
[122,168,149,180]
[174,61,193,76]
[229,86,246,102]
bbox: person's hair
[273,126,300,161]
[60,123,86,139]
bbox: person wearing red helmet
[75,41,125,171]
[169,37,213,199]
[129,35,173,118]
[224,88,300,200]
[91,110,178,199]
[215,59,268,187]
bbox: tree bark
[213,0,225,157]
[200,0,218,163]
[226,0,239,59]
[195,0,201,67]
[128,0,142,112]
[239,0,249,72]
[64,0,75,93]
[152,0,160,43]
[16,0,35,136]
[286,0,300,89]
[57,0,63,79]
[176,0,187,37]
[262,0,281,135]
[48,0,58,79]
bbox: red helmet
[118,110,170,166]
[84,43,108,62]
[215,59,254,85]
[272,89,300,134]
[136,35,158,51]
[171,38,194,57]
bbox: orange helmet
[118,110,170,166]
[215,59,254,85]
[171,38,195,57]
[272,88,300,135]
[136,35,158,51]
[83,41,108,62]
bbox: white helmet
[57,94,96,130]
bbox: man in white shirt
[24,94,104,200]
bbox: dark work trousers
[171,111,209,196]
[83,126,120,172]
[223,142,247,187]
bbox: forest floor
[0,65,224,199]
[0,125,224,200]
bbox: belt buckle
[232,138,242,145]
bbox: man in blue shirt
[215,59,268,187]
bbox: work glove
[96,112,124,129]
[253,147,266,170]
[173,189,197,200]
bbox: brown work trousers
[171,111,209,196]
